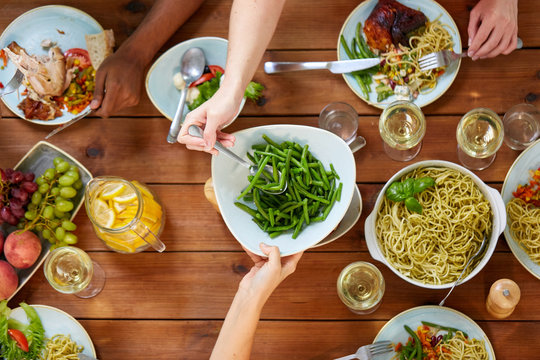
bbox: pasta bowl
[212,125,356,256]
[364,160,506,289]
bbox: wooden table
[2,0,539,358]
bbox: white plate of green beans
[211,125,356,256]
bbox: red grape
[23,173,34,182]
[21,181,38,193]
[12,171,24,184]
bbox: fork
[334,340,393,360]
[418,50,467,71]
[0,70,24,98]
[419,37,524,71]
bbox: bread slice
[85,29,115,69]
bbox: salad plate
[2,141,92,300]
[0,5,103,125]
[10,304,96,357]
[146,36,246,127]
[501,139,540,279]
[337,0,461,109]
[373,306,495,359]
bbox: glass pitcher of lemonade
[84,176,166,253]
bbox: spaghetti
[39,334,84,360]
[380,19,454,95]
[439,332,489,360]
[376,167,492,285]
[507,198,540,264]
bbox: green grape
[60,187,77,199]
[55,196,66,204]
[31,192,42,205]
[48,237,57,245]
[61,220,77,231]
[43,168,56,180]
[42,229,52,240]
[53,157,64,166]
[55,161,70,173]
[43,205,54,219]
[65,170,80,181]
[24,211,37,220]
[53,209,65,218]
[28,203,37,211]
[36,176,46,185]
[69,165,79,173]
[36,224,44,232]
[56,200,74,212]
[49,219,60,229]
[73,179,83,190]
[58,175,75,186]
[64,233,78,244]
[38,183,50,194]
[55,227,66,241]
[50,187,60,197]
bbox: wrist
[235,285,273,311]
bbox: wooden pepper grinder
[486,279,521,319]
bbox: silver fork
[419,37,524,71]
[0,70,24,98]
[418,50,467,71]
[334,340,393,360]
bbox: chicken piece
[364,0,427,51]
[3,41,67,97]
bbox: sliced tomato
[64,48,92,69]
[0,82,4,89]
[8,328,29,352]
[208,65,225,76]
[189,73,215,88]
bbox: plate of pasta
[337,0,461,108]
[501,139,540,279]
[374,306,494,359]
[9,304,96,358]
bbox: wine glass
[502,103,540,150]
[44,246,105,298]
[337,261,385,314]
[456,108,504,170]
[379,100,426,161]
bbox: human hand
[90,50,145,117]
[177,86,243,155]
[239,243,303,304]
[467,0,518,60]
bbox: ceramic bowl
[146,36,246,127]
[212,125,356,256]
[364,160,506,289]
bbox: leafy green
[244,81,265,102]
[0,300,45,360]
[385,177,435,214]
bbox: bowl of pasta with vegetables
[364,160,506,289]
[337,0,461,108]
[211,125,356,256]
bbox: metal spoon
[188,125,287,194]
[439,234,488,306]
[167,47,206,144]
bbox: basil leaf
[386,182,407,202]
[403,178,415,197]
[405,197,423,214]
[413,177,435,194]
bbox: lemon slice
[113,201,128,214]
[100,183,127,200]
[92,198,115,228]
[113,192,138,204]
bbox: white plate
[145,36,245,127]
[10,304,96,357]
[337,0,461,109]
[212,125,356,256]
[501,139,540,279]
[1,141,93,301]
[0,5,102,125]
[374,306,495,359]
[311,184,361,248]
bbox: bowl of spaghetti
[364,160,506,289]
[337,0,461,108]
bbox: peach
[4,230,42,269]
[0,260,18,300]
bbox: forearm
[117,0,204,66]
[210,289,267,360]
[222,0,286,101]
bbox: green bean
[355,22,369,58]
[269,231,283,238]
[235,202,259,218]
[340,34,355,59]
[292,216,305,239]
[295,185,330,204]
[336,182,343,202]
[330,163,340,180]
[420,321,468,339]
[237,156,271,199]
[253,190,269,220]
[404,326,421,360]
[254,150,286,161]
[262,134,282,149]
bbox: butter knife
[45,107,92,140]
[264,58,380,74]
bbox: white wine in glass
[44,246,105,298]
[456,108,503,170]
[337,261,385,314]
